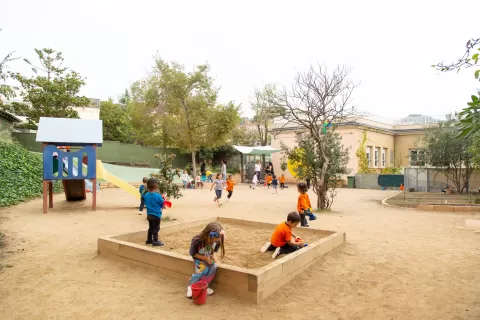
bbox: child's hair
[216,173,222,179]
[273,175,276,179]
[287,211,301,223]
[142,177,148,183]
[147,178,158,191]
[297,182,308,193]
[194,222,225,258]
[228,174,233,180]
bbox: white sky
[2,0,479,119]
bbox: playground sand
[1,186,479,319]
[140,222,325,269]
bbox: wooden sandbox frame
[97,217,345,304]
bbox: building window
[382,149,386,167]
[409,149,426,167]
[390,150,394,164]
[374,149,379,167]
[366,147,371,167]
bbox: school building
[270,115,440,183]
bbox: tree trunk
[191,150,197,181]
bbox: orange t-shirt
[226,180,235,191]
[297,193,311,212]
[266,176,273,184]
[270,222,292,247]
[279,176,285,183]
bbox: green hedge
[0,142,63,207]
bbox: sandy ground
[0,185,479,320]
[144,222,324,269]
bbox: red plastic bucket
[164,201,172,208]
[191,282,208,305]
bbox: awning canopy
[233,145,282,155]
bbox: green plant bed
[0,142,63,207]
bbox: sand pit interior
[135,222,326,269]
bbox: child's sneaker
[272,247,281,259]
[145,240,152,245]
[260,242,271,253]
[186,285,192,298]
[207,287,214,295]
[152,241,164,247]
[138,211,143,215]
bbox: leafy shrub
[150,153,183,199]
[0,142,63,207]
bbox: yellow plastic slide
[96,160,140,199]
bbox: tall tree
[99,99,132,142]
[251,85,279,167]
[421,115,477,193]
[129,56,241,178]
[283,131,350,209]
[0,29,18,104]
[7,48,89,128]
[271,64,358,209]
[434,38,480,137]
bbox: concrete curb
[381,191,411,210]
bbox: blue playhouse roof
[36,117,103,146]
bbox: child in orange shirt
[279,174,286,189]
[297,182,312,227]
[260,212,306,259]
[265,174,273,188]
[226,174,236,200]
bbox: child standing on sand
[186,222,225,298]
[250,172,258,189]
[138,177,148,215]
[260,212,306,259]
[280,174,286,190]
[144,178,165,246]
[181,170,190,189]
[195,175,204,189]
[226,174,236,200]
[271,175,279,194]
[297,182,312,227]
[265,173,273,188]
[210,173,224,207]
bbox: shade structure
[233,145,282,155]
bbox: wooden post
[92,144,97,211]
[43,180,48,213]
[42,143,48,213]
[240,152,245,183]
[48,181,53,208]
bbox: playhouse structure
[36,117,103,213]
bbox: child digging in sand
[186,222,226,298]
[210,173,225,207]
[260,212,306,259]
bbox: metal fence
[404,168,451,193]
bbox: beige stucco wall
[271,124,426,183]
[393,133,423,167]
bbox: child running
[265,173,273,188]
[138,177,148,215]
[181,170,190,189]
[226,174,236,200]
[297,182,312,227]
[271,175,279,194]
[144,178,165,246]
[210,173,224,207]
[186,222,225,298]
[260,212,306,259]
[280,174,286,190]
[250,172,258,189]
